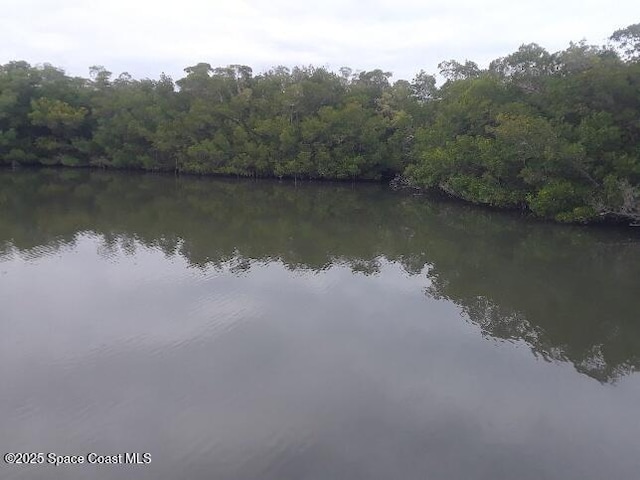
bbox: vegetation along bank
[1,24,639,224]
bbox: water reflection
[1,168,639,384]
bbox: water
[1,169,639,480]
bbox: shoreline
[3,163,638,229]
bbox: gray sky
[2,0,639,81]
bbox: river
[1,169,639,479]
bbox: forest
[1,23,639,223]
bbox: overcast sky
[2,0,639,81]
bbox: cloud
[2,0,639,81]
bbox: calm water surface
[1,169,640,480]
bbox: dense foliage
[1,24,640,223]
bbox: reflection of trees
[1,169,639,382]
[420,210,640,383]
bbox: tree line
[1,24,639,223]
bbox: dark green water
[1,169,639,480]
